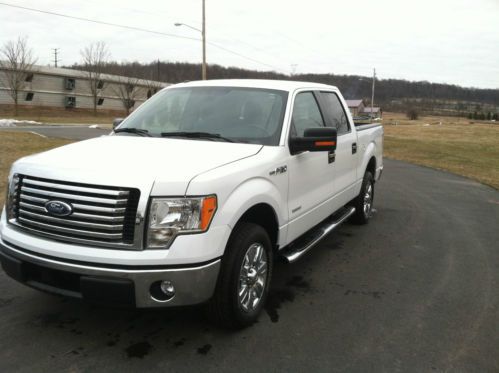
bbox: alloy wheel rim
[363,183,373,216]
[238,243,268,312]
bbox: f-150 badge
[269,166,287,176]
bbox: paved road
[0,125,110,140]
[0,159,498,372]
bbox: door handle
[352,143,357,154]
[328,151,335,164]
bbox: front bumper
[0,238,220,308]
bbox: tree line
[70,59,499,116]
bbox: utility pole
[52,48,60,67]
[174,0,207,80]
[202,0,207,80]
[157,59,160,81]
[371,67,376,120]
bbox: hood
[13,135,262,196]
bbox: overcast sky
[1,0,498,89]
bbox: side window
[321,92,350,135]
[291,92,325,137]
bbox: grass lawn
[13,116,115,127]
[0,132,72,206]
[0,106,119,127]
[383,113,499,190]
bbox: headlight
[147,195,217,249]
[6,173,20,222]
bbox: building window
[97,80,104,89]
[25,92,34,101]
[65,96,76,108]
[25,73,34,82]
[65,78,75,90]
[97,98,104,106]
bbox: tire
[350,171,374,224]
[206,222,273,329]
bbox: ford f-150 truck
[1,80,383,328]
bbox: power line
[0,2,288,73]
[78,0,286,70]
[0,2,199,42]
[207,41,284,72]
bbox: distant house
[363,107,382,118]
[345,99,365,117]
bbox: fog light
[160,280,175,296]
[150,280,176,302]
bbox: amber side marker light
[315,141,336,146]
[200,196,217,230]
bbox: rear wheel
[351,171,374,224]
[206,222,273,329]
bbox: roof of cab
[169,79,337,92]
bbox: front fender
[217,177,286,230]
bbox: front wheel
[350,171,374,224]
[206,222,273,329]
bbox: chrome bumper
[0,238,220,308]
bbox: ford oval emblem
[45,200,73,217]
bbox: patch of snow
[88,124,100,129]
[0,118,43,127]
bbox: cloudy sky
[1,0,498,88]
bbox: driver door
[286,91,336,243]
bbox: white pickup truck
[1,80,383,328]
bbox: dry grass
[383,113,499,190]
[14,116,115,127]
[0,105,120,126]
[0,132,72,206]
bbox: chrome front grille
[11,175,140,248]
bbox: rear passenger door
[319,91,358,204]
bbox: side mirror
[113,118,124,130]
[289,127,337,155]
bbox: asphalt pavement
[0,143,498,371]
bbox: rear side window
[321,92,350,135]
[290,92,325,137]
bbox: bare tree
[80,41,109,116]
[0,37,37,116]
[144,72,164,100]
[113,73,143,116]
[406,108,419,120]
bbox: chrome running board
[280,206,356,263]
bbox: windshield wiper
[160,131,234,143]
[114,128,151,137]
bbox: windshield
[117,86,288,145]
